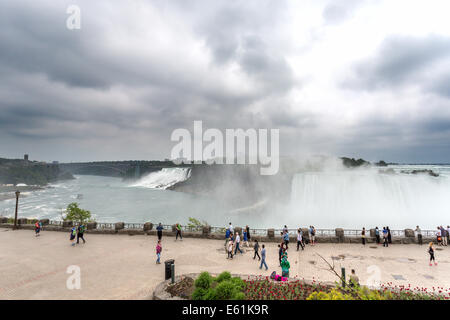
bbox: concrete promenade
[1,228,450,299]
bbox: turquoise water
[0,175,234,226]
[1,165,449,229]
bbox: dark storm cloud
[0,0,298,162]
[344,35,450,92]
[322,0,364,25]
[1,0,450,164]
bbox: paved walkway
[1,229,450,299]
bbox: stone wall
[0,217,435,245]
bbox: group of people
[33,219,86,247]
[69,224,86,246]
[225,223,250,259]
[434,225,450,246]
[368,226,392,247]
[223,223,297,277]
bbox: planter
[63,220,73,228]
[87,222,97,230]
[115,222,125,230]
[144,222,153,231]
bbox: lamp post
[13,190,20,230]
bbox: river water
[1,165,449,229]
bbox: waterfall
[289,170,450,229]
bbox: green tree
[64,202,91,223]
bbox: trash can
[165,259,175,280]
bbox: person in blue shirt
[70,227,77,246]
[259,245,268,270]
[225,227,231,249]
[243,228,248,247]
[156,223,163,241]
[382,227,389,247]
[283,231,290,250]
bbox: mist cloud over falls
[1,1,450,163]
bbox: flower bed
[158,272,448,300]
[244,276,448,300]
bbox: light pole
[13,190,20,230]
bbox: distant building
[52,161,59,165]
[24,154,29,161]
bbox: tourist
[428,242,437,266]
[278,244,283,266]
[447,226,450,245]
[283,230,290,250]
[34,220,41,237]
[375,227,380,244]
[382,227,389,247]
[243,228,249,247]
[436,227,442,246]
[280,254,290,278]
[310,226,316,245]
[440,226,447,246]
[361,227,366,246]
[77,223,86,244]
[227,238,234,259]
[234,232,243,255]
[225,225,231,247]
[259,245,268,270]
[415,226,423,245]
[253,239,261,260]
[175,223,182,241]
[156,223,163,241]
[349,269,360,287]
[229,222,234,235]
[283,225,288,234]
[297,228,304,251]
[387,226,392,244]
[246,225,251,242]
[156,240,162,264]
[70,226,77,246]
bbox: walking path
[1,229,449,299]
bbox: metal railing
[124,223,144,229]
[3,218,440,239]
[97,223,114,230]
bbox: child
[227,239,234,259]
[156,240,162,264]
[429,242,437,266]
[70,227,77,246]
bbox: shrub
[195,272,213,290]
[307,289,353,300]
[230,277,245,290]
[233,292,245,300]
[215,281,237,300]
[64,202,91,223]
[216,271,232,283]
[191,287,208,300]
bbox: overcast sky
[1,0,450,163]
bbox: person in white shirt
[297,228,304,251]
[415,226,422,245]
[234,232,243,255]
[229,223,234,235]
